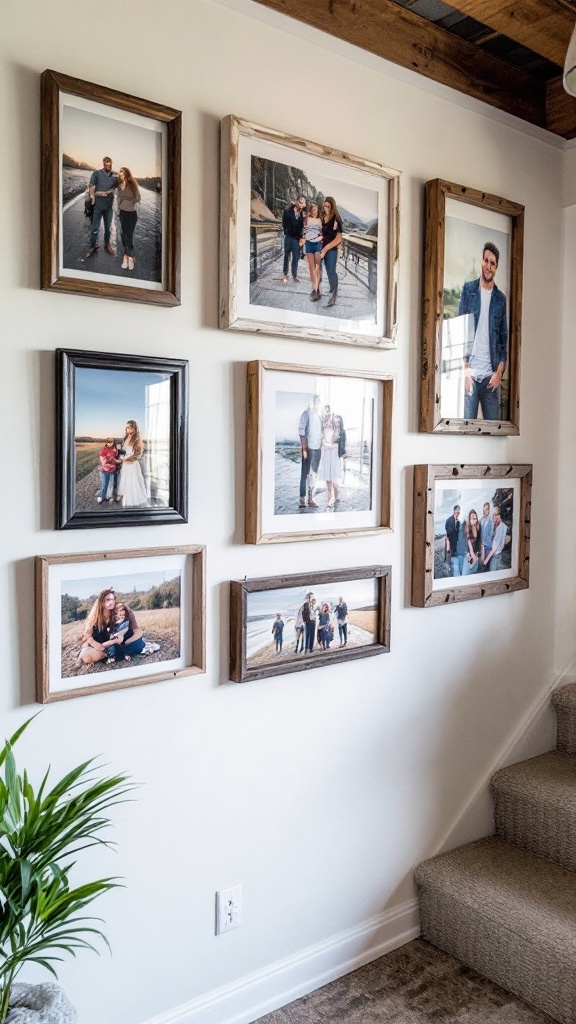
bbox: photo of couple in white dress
[274,387,375,515]
[73,366,172,514]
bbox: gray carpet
[255,938,555,1023]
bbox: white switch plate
[215,884,242,934]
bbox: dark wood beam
[444,0,573,66]
[252,0,546,127]
[547,76,576,136]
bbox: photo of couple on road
[440,199,512,422]
[434,483,516,586]
[246,578,378,672]
[61,100,163,286]
[60,571,181,681]
[274,385,375,516]
[249,153,380,324]
[73,366,172,514]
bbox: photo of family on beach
[57,349,188,529]
[274,387,374,516]
[230,567,391,682]
[60,97,164,287]
[433,481,517,589]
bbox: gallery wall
[1,1,571,1022]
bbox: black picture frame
[56,348,188,529]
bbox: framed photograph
[411,464,532,607]
[220,115,400,348]
[246,360,393,544]
[57,348,188,529]
[41,69,181,306]
[230,566,391,683]
[420,179,524,435]
[36,546,205,702]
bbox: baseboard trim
[142,898,420,1024]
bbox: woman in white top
[304,202,323,302]
[118,420,149,507]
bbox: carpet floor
[255,938,556,1023]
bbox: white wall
[1,2,568,1022]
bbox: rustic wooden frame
[41,69,181,306]
[36,546,206,702]
[220,114,400,348]
[420,179,524,435]
[411,464,532,608]
[56,348,188,529]
[246,360,394,544]
[230,565,391,683]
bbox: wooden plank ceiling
[253,0,576,138]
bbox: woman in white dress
[317,414,341,509]
[118,420,149,507]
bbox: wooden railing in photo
[250,220,283,282]
[340,235,377,293]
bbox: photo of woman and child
[97,420,148,507]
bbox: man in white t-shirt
[458,241,508,421]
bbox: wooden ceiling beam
[547,75,576,136]
[444,0,573,67]
[253,0,546,127]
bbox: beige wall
[0,2,567,1022]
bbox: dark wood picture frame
[412,463,532,607]
[230,565,391,683]
[36,545,206,703]
[420,179,524,435]
[57,348,188,529]
[41,69,181,306]
[245,360,394,544]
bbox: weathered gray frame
[220,115,400,348]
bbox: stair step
[552,684,576,753]
[415,836,576,1024]
[490,751,576,870]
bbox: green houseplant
[0,717,133,1022]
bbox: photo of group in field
[36,547,205,702]
[229,567,391,682]
[57,349,188,529]
[433,479,518,589]
[221,116,399,348]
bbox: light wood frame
[41,69,181,306]
[246,360,394,544]
[230,565,391,683]
[420,179,524,435]
[56,348,189,530]
[220,114,400,348]
[411,464,532,607]
[36,546,205,702]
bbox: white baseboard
[142,898,420,1024]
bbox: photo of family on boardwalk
[60,569,181,681]
[245,577,378,673]
[60,98,163,287]
[433,482,516,588]
[249,154,379,324]
[72,365,172,515]
[274,387,374,516]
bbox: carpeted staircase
[415,682,576,1024]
